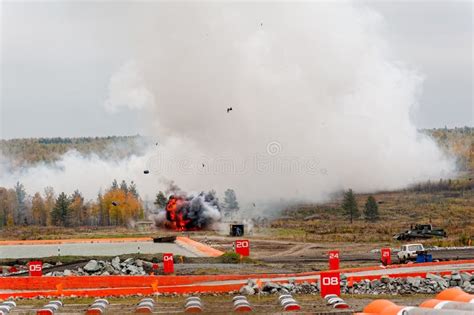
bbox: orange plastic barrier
[362,289,474,314]
[0,272,322,291]
[420,299,474,311]
[363,300,397,313]
[436,287,474,303]
[420,299,444,308]
[0,283,243,299]
[363,300,409,315]
[0,261,473,299]
[5,267,468,293]
[0,275,244,290]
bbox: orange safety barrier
[0,262,472,299]
[0,283,243,299]
[420,299,445,308]
[0,272,323,291]
[2,260,473,291]
[420,298,474,311]
[363,300,396,313]
[363,300,408,315]
[362,289,474,315]
[436,287,474,303]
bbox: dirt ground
[188,234,474,274]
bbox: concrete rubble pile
[344,272,474,295]
[45,257,152,276]
[239,279,319,296]
[239,271,474,296]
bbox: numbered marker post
[235,240,250,257]
[320,271,340,298]
[163,253,174,274]
[381,248,391,265]
[28,261,43,277]
[328,250,339,270]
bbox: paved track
[0,241,198,259]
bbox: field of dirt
[196,235,474,267]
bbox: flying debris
[226,107,233,113]
[202,163,205,168]
[144,170,150,174]
[260,22,263,26]
[252,203,256,207]
[112,201,118,206]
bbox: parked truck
[397,243,425,263]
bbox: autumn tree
[0,188,16,227]
[97,192,109,226]
[69,190,86,226]
[103,188,143,226]
[43,187,55,226]
[0,188,8,226]
[88,199,100,226]
[342,189,359,224]
[31,192,47,226]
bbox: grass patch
[218,252,253,264]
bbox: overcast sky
[0,0,472,139]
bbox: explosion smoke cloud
[163,192,221,230]
[0,2,455,212]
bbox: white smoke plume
[0,2,455,211]
[104,60,155,113]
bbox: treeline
[1,128,472,170]
[407,178,473,193]
[0,182,241,228]
[0,180,144,228]
[424,126,473,171]
[0,135,148,168]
